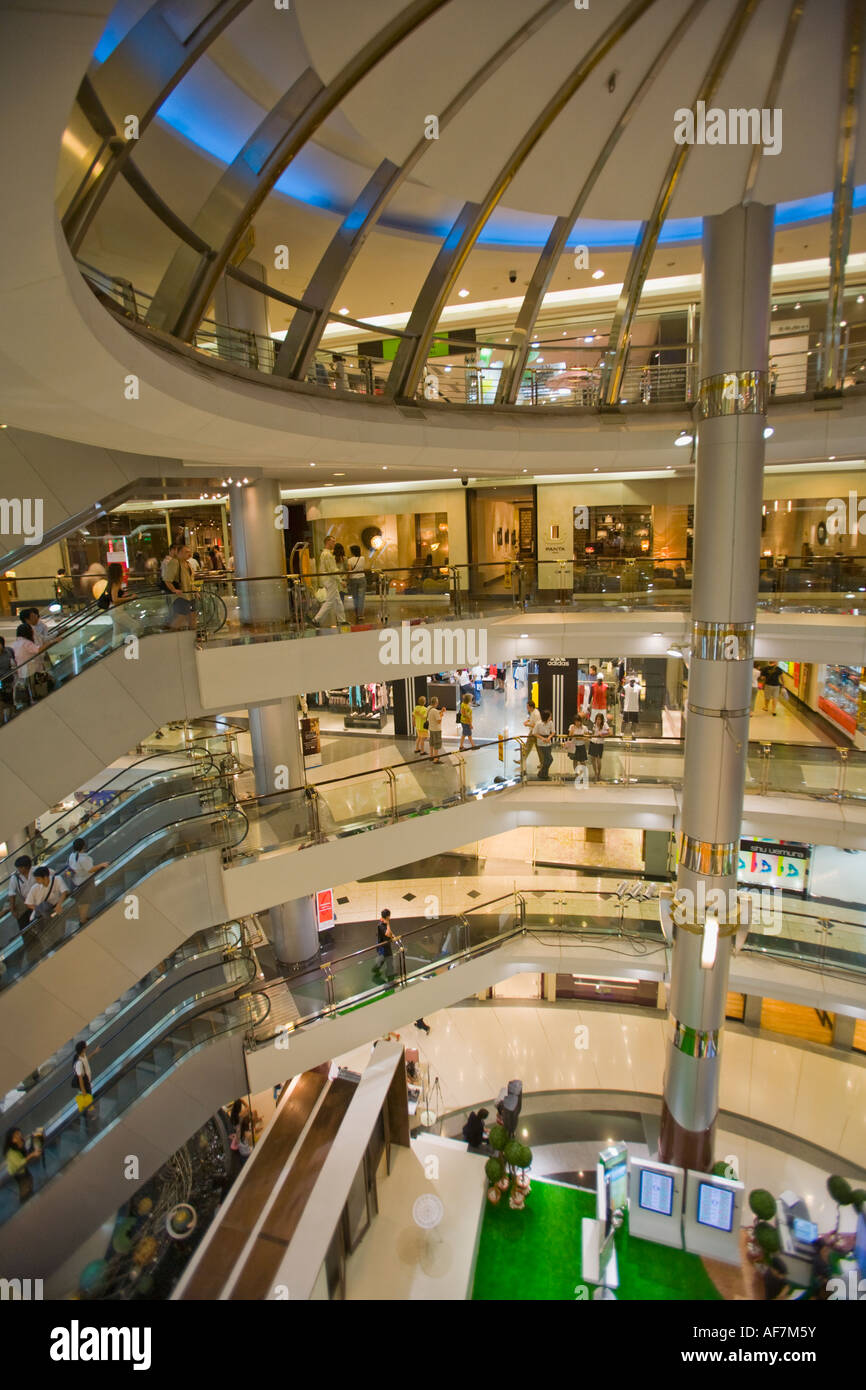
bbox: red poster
[316,889,335,929]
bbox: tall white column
[660,202,774,1172]
[232,480,318,966]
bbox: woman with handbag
[10,621,49,704]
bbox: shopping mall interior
[1,0,866,1321]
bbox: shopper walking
[313,536,346,627]
[522,700,542,772]
[458,694,476,750]
[161,543,196,630]
[535,709,555,780]
[413,694,429,754]
[346,545,367,620]
[590,672,608,717]
[761,661,783,715]
[372,907,395,983]
[426,697,443,763]
[72,1038,96,1125]
[588,712,610,782]
[414,1018,431,1034]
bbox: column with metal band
[231,478,318,966]
[659,201,774,1172]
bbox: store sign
[738,839,809,893]
[301,716,321,755]
[770,319,809,337]
[316,889,335,931]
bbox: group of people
[522,699,612,782]
[311,535,369,627]
[7,840,108,946]
[0,606,54,716]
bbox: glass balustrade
[0,800,247,989]
[253,884,866,1048]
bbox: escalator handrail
[1,924,247,1131]
[0,967,267,1209]
[8,587,170,682]
[0,738,236,892]
[0,797,249,981]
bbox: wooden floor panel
[230,1078,356,1300]
[180,1070,327,1300]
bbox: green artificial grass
[337,989,395,1015]
[472,1179,721,1302]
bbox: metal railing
[249,885,866,1048]
[76,261,866,408]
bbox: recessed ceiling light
[519,633,529,638]
[338,306,350,315]
[227,477,233,483]
[334,471,345,477]
[242,477,249,483]
[457,288,470,298]
[382,466,388,471]
[763,426,774,439]
[794,302,801,310]
[585,335,594,343]
[858,295,864,304]
[591,269,604,280]
[772,304,778,311]
[593,467,599,472]
[674,431,694,447]
[829,455,836,460]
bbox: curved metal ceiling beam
[384,0,660,401]
[63,0,252,254]
[600,0,763,409]
[273,0,572,381]
[822,0,866,391]
[497,0,710,405]
[146,0,451,341]
[741,0,804,204]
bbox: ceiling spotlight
[519,633,529,638]
[242,477,249,483]
[235,480,241,487]
[227,477,233,483]
[667,647,683,658]
[841,320,848,327]
[334,471,345,477]
[382,466,388,471]
[309,462,316,468]
[591,269,604,280]
[858,295,864,304]
[457,288,470,298]
[338,306,350,315]
[794,302,801,310]
[829,455,836,460]
[772,304,778,311]
[763,426,774,439]
[674,431,694,447]
[585,335,594,343]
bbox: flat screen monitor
[639,1168,674,1217]
[855,1212,866,1278]
[696,1181,735,1233]
[793,1218,818,1245]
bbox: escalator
[0,925,269,1276]
[0,737,239,955]
[0,587,226,845]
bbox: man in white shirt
[24,867,69,923]
[471,665,486,704]
[313,536,346,627]
[7,855,35,929]
[522,701,542,772]
[535,710,555,780]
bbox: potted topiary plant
[827,1175,854,1244]
[752,1222,781,1272]
[485,1156,504,1204]
[746,1189,777,1260]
